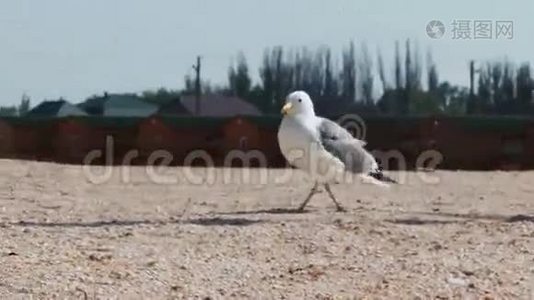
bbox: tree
[405,39,412,93]
[412,42,422,91]
[394,40,403,91]
[222,41,534,116]
[500,61,515,113]
[358,43,374,105]
[228,52,252,99]
[439,82,469,115]
[476,64,493,113]
[141,88,180,105]
[0,106,17,116]
[183,75,196,95]
[18,93,31,115]
[427,52,439,93]
[377,48,388,93]
[404,39,423,114]
[516,63,533,113]
[340,41,356,103]
[323,48,337,99]
[273,47,285,108]
[491,62,503,112]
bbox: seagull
[277,91,396,212]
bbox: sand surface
[0,160,533,299]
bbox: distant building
[26,100,88,117]
[77,96,106,115]
[179,94,261,117]
[103,94,158,117]
[78,93,158,117]
[156,98,190,116]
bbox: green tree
[394,40,403,91]
[18,93,31,115]
[0,106,17,116]
[516,63,533,113]
[323,48,337,99]
[476,64,493,113]
[427,52,439,93]
[141,88,180,105]
[358,43,374,105]
[500,62,515,113]
[228,52,252,99]
[377,48,388,93]
[183,75,196,95]
[437,82,469,115]
[340,41,356,103]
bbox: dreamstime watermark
[337,113,367,140]
[81,114,444,186]
[426,19,513,40]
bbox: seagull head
[281,91,315,117]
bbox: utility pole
[193,56,202,115]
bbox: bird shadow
[186,217,263,226]
[11,216,264,229]
[223,204,534,224]
[14,219,156,228]
[220,207,309,215]
[385,218,460,226]
[417,211,534,223]
[505,214,534,223]
[379,209,534,225]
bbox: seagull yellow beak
[281,102,293,115]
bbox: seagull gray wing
[317,118,366,146]
[316,117,377,174]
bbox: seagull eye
[298,99,302,103]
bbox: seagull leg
[324,183,346,212]
[297,181,319,211]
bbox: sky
[1,0,533,106]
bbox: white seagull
[277,91,396,212]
